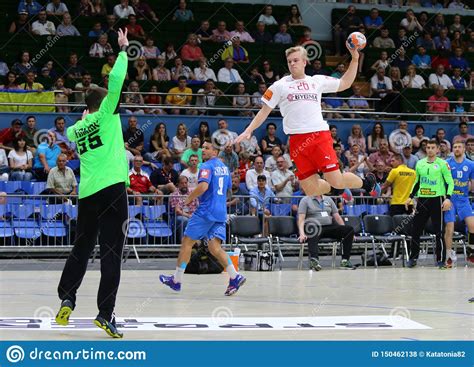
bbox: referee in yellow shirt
[381,153,416,216]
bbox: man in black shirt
[150,156,179,194]
[123,116,144,156]
[261,122,282,156]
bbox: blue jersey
[446,157,474,198]
[194,157,231,222]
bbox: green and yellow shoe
[94,315,123,339]
[340,259,356,270]
[55,300,73,326]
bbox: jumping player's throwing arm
[235,44,379,197]
[55,29,130,338]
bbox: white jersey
[261,74,340,135]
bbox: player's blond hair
[285,46,309,62]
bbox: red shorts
[289,130,339,180]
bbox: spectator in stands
[250,82,266,109]
[181,136,202,168]
[64,52,86,80]
[32,10,56,36]
[262,60,280,85]
[369,139,393,172]
[252,21,273,44]
[18,0,42,16]
[347,124,366,152]
[217,119,239,142]
[180,34,203,62]
[114,0,135,19]
[273,23,292,44]
[448,0,466,9]
[321,94,348,119]
[11,50,35,76]
[166,76,194,115]
[127,155,162,206]
[373,160,388,185]
[429,65,453,89]
[415,138,429,159]
[451,67,467,90]
[56,12,80,36]
[286,4,303,26]
[370,67,393,108]
[258,4,278,26]
[381,153,416,216]
[129,56,152,80]
[395,28,410,50]
[22,116,37,151]
[453,121,474,144]
[33,131,61,181]
[219,144,239,173]
[42,60,58,79]
[50,116,75,159]
[411,47,431,70]
[141,37,160,59]
[143,84,165,114]
[427,86,450,120]
[8,138,33,181]
[103,14,119,46]
[46,0,68,15]
[152,56,171,81]
[171,57,195,81]
[367,122,387,154]
[345,147,368,179]
[449,48,470,72]
[449,15,465,35]
[217,58,244,83]
[389,121,412,154]
[431,13,446,35]
[416,31,436,51]
[364,8,383,30]
[370,51,389,72]
[132,0,158,22]
[330,125,344,150]
[0,72,20,90]
[246,156,270,190]
[467,31,474,53]
[123,116,144,156]
[144,123,170,162]
[238,151,251,183]
[195,20,212,42]
[221,37,249,64]
[240,132,261,159]
[260,122,282,156]
[9,11,31,34]
[0,148,8,181]
[434,28,451,51]
[298,193,355,270]
[451,31,465,52]
[74,73,98,104]
[181,154,199,189]
[434,128,452,150]
[227,173,249,215]
[265,145,282,172]
[452,96,468,123]
[124,81,145,114]
[150,156,178,194]
[400,9,423,32]
[421,0,444,8]
[347,85,370,119]
[468,71,474,90]
[76,0,106,17]
[391,48,410,74]
[101,54,116,77]
[194,57,217,82]
[334,143,348,169]
[249,175,274,217]
[331,63,346,79]
[88,22,104,39]
[125,14,146,41]
[197,121,210,146]
[297,26,315,46]
[401,144,419,170]
[389,67,404,109]
[19,71,44,91]
[89,34,114,58]
[230,20,254,43]
[465,138,474,160]
[333,5,363,56]
[272,156,297,202]
[45,153,77,200]
[373,27,395,49]
[173,0,193,22]
[305,59,329,76]
[233,83,253,117]
[438,141,450,159]
[172,123,191,160]
[211,20,231,43]
[196,79,223,114]
[171,175,198,242]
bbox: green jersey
[67,51,129,199]
[411,157,454,198]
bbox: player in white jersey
[235,45,379,198]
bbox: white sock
[226,264,238,279]
[173,265,185,283]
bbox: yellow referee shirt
[385,164,416,205]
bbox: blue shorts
[444,198,474,223]
[184,213,226,241]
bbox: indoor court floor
[0,260,473,341]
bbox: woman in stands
[54,78,73,113]
[348,124,366,153]
[0,72,20,90]
[146,123,171,162]
[172,123,192,160]
[152,56,171,81]
[141,36,161,59]
[8,138,33,181]
[262,60,280,85]
[367,122,386,153]
[198,121,211,146]
[402,64,426,89]
[89,34,113,58]
[286,4,303,27]
[129,55,152,80]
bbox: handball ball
[347,32,367,50]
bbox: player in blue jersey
[160,141,246,296]
[444,141,474,267]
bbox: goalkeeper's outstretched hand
[118,28,129,48]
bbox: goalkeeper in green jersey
[405,140,454,269]
[55,29,130,338]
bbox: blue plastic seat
[128,205,143,219]
[10,204,36,220]
[31,182,47,195]
[63,204,78,220]
[125,219,147,239]
[3,181,22,193]
[143,205,171,237]
[270,203,292,216]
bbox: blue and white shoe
[159,274,181,292]
[225,274,246,296]
[342,188,353,203]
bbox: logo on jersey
[287,93,318,102]
[463,166,468,172]
[200,169,210,179]
[433,164,439,170]
[263,89,273,101]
